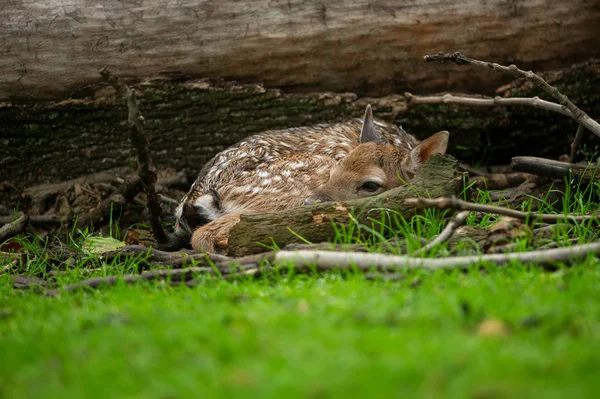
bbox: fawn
[169,105,449,253]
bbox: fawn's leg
[191,211,251,254]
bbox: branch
[570,124,587,163]
[99,67,168,245]
[469,172,530,190]
[0,214,29,242]
[405,92,572,117]
[43,253,274,295]
[275,241,600,271]
[404,196,599,224]
[412,210,470,255]
[44,266,213,296]
[511,156,599,181]
[423,52,600,138]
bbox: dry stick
[570,124,587,163]
[43,251,275,295]
[43,255,271,295]
[407,92,590,165]
[103,244,231,268]
[511,156,599,181]
[423,52,600,138]
[404,196,599,224]
[99,68,168,245]
[275,241,600,272]
[0,215,61,225]
[469,172,530,190]
[47,239,600,294]
[412,210,470,255]
[44,266,213,296]
[405,92,572,117]
[0,214,29,242]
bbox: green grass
[2,176,600,398]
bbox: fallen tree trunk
[1,60,599,210]
[1,0,599,101]
[226,155,466,256]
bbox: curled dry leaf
[486,217,531,253]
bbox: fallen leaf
[82,236,125,254]
[124,229,141,245]
[477,318,509,338]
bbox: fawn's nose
[303,194,334,205]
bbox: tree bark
[1,0,599,101]
[227,155,466,256]
[1,59,599,210]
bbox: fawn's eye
[360,181,381,192]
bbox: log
[226,154,466,256]
[1,60,600,212]
[1,0,599,101]
[511,156,600,181]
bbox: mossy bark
[1,60,599,210]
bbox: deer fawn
[170,105,449,253]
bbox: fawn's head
[305,105,449,204]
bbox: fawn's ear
[360,104,383,143]
[408,131,449,169]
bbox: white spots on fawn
[289,160,305,169]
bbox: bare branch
[0,214,29,243]
[570,124,587,163]
[423,52,600,138]
[412,210,470,255]
[404,196,599,224]
[511,156,599,181]
[44,266,213,296]
[276,241,600,271]
[99,67,168,245]
[469,172,530,190]
[405,92,571,117]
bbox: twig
[14,275,51,292]
[405,92,571,117]
[43,256,271,295]
[99,67,168,245]
[103,244,231,269]
[412,210,470,255]
[44,266,212,296]
[570,124,587,163]
[423,52,600,138]
[1,258,20,275]
[511,156,599,181]
[275,241,600,271]
[0,214,61,225]
[158,194,179,205]
[537,238,580,251]
[0,214,29,242]
[470,172,530,190]
[404,196,599,224]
